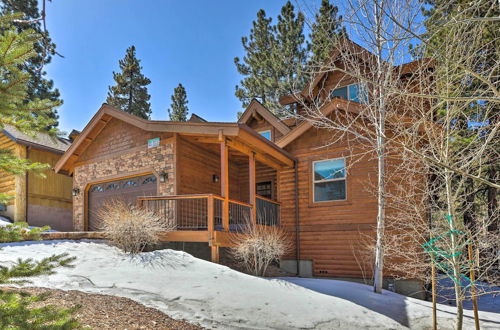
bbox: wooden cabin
[0,125,73,231]
[54,40,427,295]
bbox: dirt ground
[5,287,203,330]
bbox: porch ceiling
[55,104,295,174]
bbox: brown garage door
[88,174,157,231]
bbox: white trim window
[313,158,346,202]
[330,83,368,104]
[259,130,272,140]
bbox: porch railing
[256,195,281,226]
[137,193,280,232]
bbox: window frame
[258,129,272,141]
[312,157,347,203]
[256,180,273,200]
[330,83,368,104]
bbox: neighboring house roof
[68,129,81,142]
[188,113,207,123]
[55,104,295,174]
[238,99,291,135]
[2,125,72,154]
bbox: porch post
[220,136,229,231]
[249,152,257,225]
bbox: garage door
[88,174,157,231]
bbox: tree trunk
[487,165,498,232]
[373,0,386,294]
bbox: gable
[78,118,167,163]
[238,100,291,137]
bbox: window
[90,185,103,193]
[330,83,368,104]
[313,158,346,202]
[123,180,138,188]
[106,183,120,191]
[259,130,272,140]
[143,176,157,185]
[256,181,272,199]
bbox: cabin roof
[280,38,432,106]
[2,125,72,154]
[238,99,291,135]
[55,104,295,174]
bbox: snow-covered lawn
[0,240,499,329]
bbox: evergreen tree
[0,0,62,128]
[0,14,78,328]
[235,3,311,115]
[273,1,307,98]
[422,0,499,231]
[168,83,189,121]
[107,46,152,119]
[234,9,279,112]
[0,249,79,328]
[0,13,58,204]
[308,0,344,67]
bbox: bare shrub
[97,200,175,254]
[231,225,291,276]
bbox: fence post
[208,195,214,240]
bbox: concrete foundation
[279,259,425,300]
[280,259,313,277]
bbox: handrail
[227,198,253,208]
[256,194,281,205]
[138,194,222,201]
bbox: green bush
[0,222,50,243]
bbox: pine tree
[273,1,307,98]
[168,83,189,121]
[422,0,499,231]
[0,15,79,327]
[0,13,58,203]
[107,46,152,119]
[308,0,344,67]
[1,0,62,128]
[0,250,79,328]
[235,3,309,115]
[234,9,278,112]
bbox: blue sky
[44,0,293,134]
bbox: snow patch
[0,240,498,329]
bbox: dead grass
[97,200,175,254]
[230,226,292,276]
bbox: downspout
[294,160,300,276]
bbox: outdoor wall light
[159,171,168,183]
[71,188,80,197]
[212,174,219,183]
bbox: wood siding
[0,133,16,207]
[27,148,73,230]
[28,149,72,210]
[281,125,379,278]
[246,117,284,142]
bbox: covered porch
[138,126,294,263]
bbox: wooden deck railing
[256,195,281,226]
[137,193,280,232]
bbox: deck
[137,193,280,262]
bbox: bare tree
[287,0,499,328]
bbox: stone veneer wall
[72,143,175,230]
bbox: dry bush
[231,225,291,276]
[97,200,175,254]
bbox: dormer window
[259,130,272,140]
[330,83,368,104]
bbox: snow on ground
[0,240,499,330]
